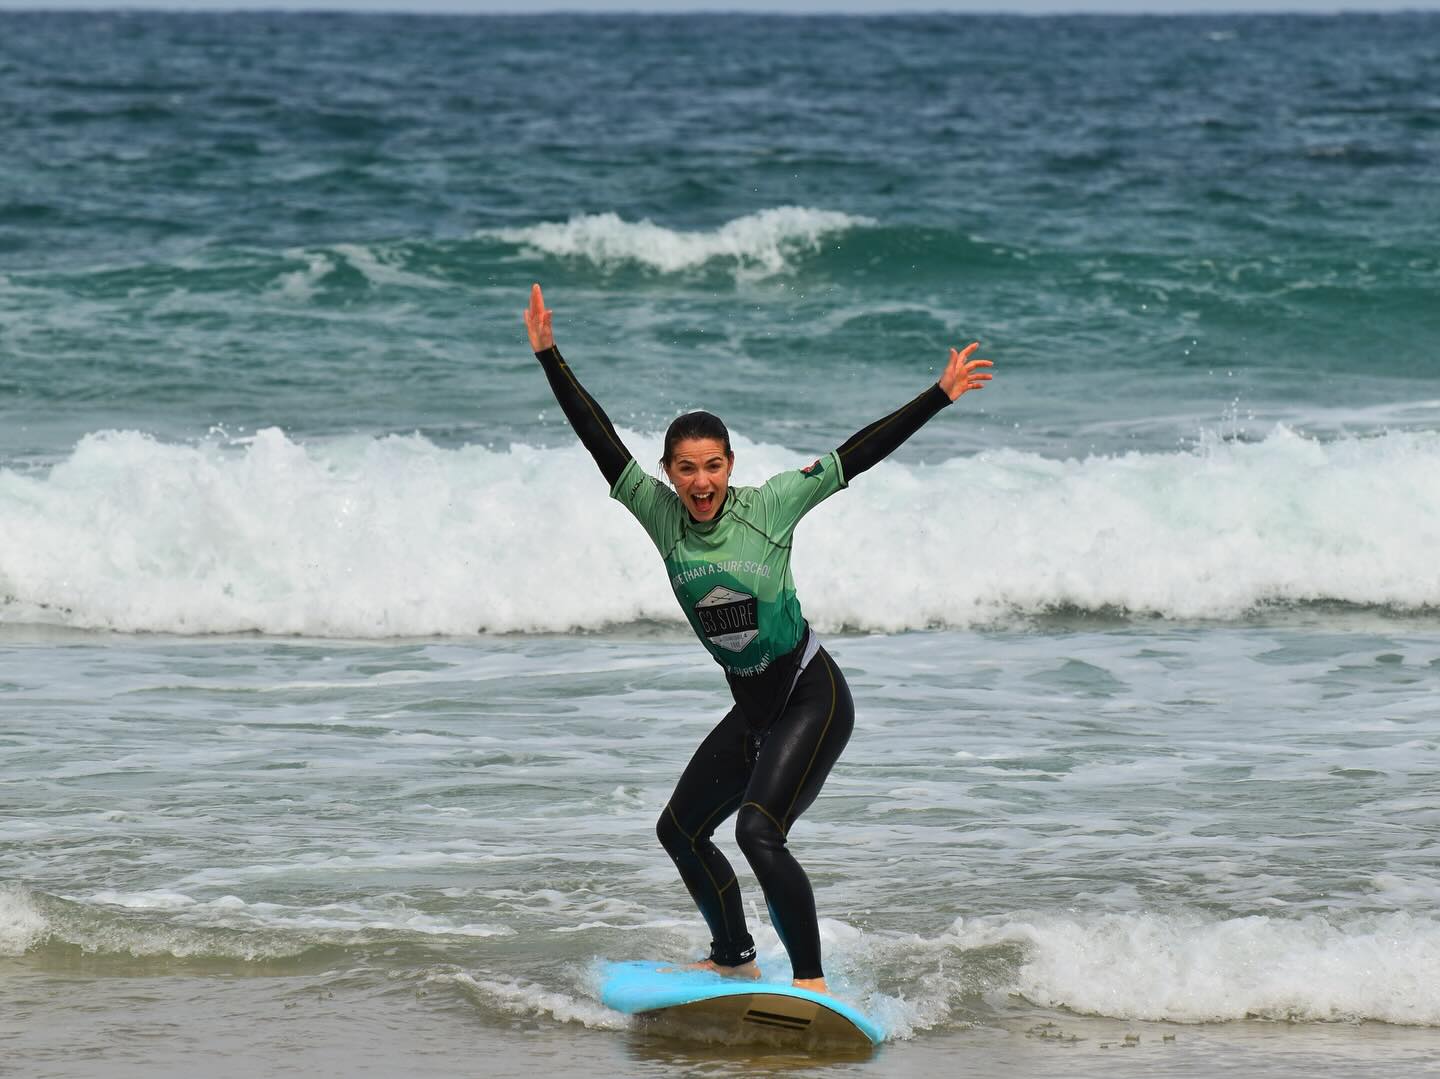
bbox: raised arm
[836,342,993,480]
[525,283,633,487]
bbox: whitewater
[3,424,1438,637]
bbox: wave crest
[484,206,873,275]
[946,910,1440,1025]
[2,425,1439,637]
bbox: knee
[656,808,685,858]
[734,804,784,864]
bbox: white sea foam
[331,243,446,290]
[485,206,872,275]
[0,885,51,956]
[270,250,336,301]
[2,425,1439,637]
[75,889,509,937]
[442,971,631,1031]
[944,910,1440,1026]
[87,889,198,911]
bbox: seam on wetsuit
[781,650,839,831]
[555,354,630,465]
[840,409,907,457]
[837,384,951,480]
[838,387,942,458]
[669,797,739,843]
[739,799,787,837]
[671,795,744,940]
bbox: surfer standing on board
[525,283,992,994]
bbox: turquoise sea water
[2,12,1439,1078]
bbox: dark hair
[661,411,732,466]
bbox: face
[663,437,734,522]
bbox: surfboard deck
[598,960,884,1050]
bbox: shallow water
[3,625,1438,1075]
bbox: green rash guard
[532,342,954,727]
[611,451,846,728]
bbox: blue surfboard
[599,960,884,1050]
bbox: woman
[524,283,992,994]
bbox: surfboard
[598,960,884,1050]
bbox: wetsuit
[535,344,951,979]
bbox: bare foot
[792,976,829,994]
[680,958,761,980]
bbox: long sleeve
[835,383,952,480]
[534,345,633,487]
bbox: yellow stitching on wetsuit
[692,796,740,847]
[740,800,786,835]
[781,650,838,832]
[700,857,731,937]
[718,877,737,893]
[668,795,739,845]
[674,794,744,940]
[838,389,931,460]
[557,357,629,463]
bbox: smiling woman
[523,282,992,995]
[660,413,732,522]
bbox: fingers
[950,343,990,362]
[939,341,994,400]
[948,345,993,373]
[524,283,554,349]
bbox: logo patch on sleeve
[801,458,824,478]
[694,586,759,652]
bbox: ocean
[1,10,1438,1077]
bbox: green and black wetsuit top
[535,345,953,729]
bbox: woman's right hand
[524,282,554,352]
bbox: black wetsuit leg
[657,646,855,979]
[656,705,756,966]
[734,648,854,980]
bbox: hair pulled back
[661,411,732,466]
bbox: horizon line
[2,4,1437,12]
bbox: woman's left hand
[937,342,993,401]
